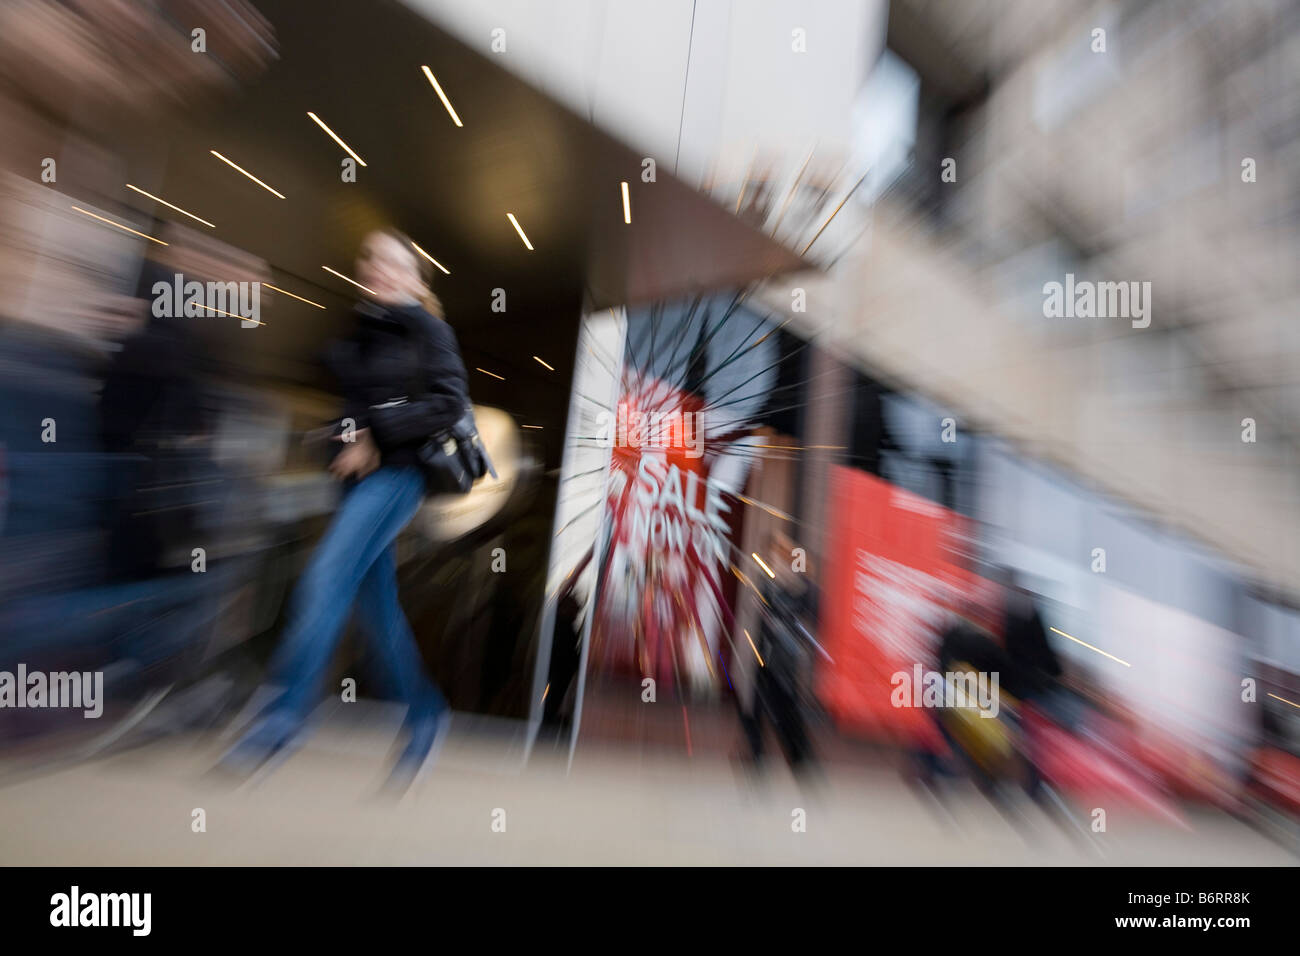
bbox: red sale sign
[816,466,997,746]
[588,377,736,686]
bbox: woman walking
[223,229,469,783]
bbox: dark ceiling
[96,0,804,455]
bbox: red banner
[589,378,734,687]
[816,466,997,746]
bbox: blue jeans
[244,466,445,747]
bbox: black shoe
[385,709,451,792]
[214,711,301,782]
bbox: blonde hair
[373,227,443,318]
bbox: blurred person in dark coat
[540,589,584,744]
[739,532,824,781]
[98,253,210,582]
[1001,577,1063,703]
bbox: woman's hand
[330,427,380,480]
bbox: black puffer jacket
[323,300,469,469]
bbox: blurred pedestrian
[221,229,469,784]
[740,533,823,781]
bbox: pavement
[0,706,1294,866]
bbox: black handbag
[416,406,497,495]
